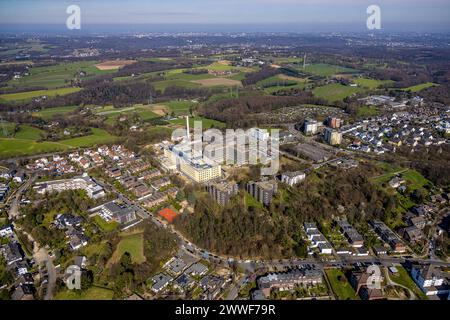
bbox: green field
[403,82,437,92]
[325,269,359,300]
[168,116,225,129]
[59,128,118,148]
[389,267,428,300]
[313,83,361,102]
[165,100,196,113]
[372,169,431,191]
[0,87,81,102]
[93,215,119,233]
[357,105,379,118]
[55,286,114,300]
[109,232,146,265]
[0,139,70,158]
[304,64,358,77]
[14,125,46,140]
[0,121,16,138]
[6,61,115,89]
[0,128,118,159]
[153,79,201,92]
[34,106,79,120]
[95,105,161,125]
[354,78,394,89]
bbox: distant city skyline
[0,0,449,33]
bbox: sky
[0,0,449,33]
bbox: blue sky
[0,0,449,31]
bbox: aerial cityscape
[0,0,449,310]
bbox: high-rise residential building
[246,180,278,206]
[281,171,306,186]
[326,117,342,129]
[206,180,239,206]
[303,119,318,135]
[324,128,342,146]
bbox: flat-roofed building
[281,171,305,186]
[324,128,342,146]
[246,180,278,206]
[206,180,239,206]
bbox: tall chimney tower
[185,116,190,140]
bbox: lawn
[109,232,146,265]
[313,83,361,102]
[304,64,358,77]
[354,78,393,89]
[55,286,114,300]
[34,106,79,120]
[325,269,359,300]
[0,87,81,102]
[168,116,225,129]
[59,128,118,148]
[403,82,437,92]
[0,138,70,158]
[389,267,428,300]
[92,215,119,233]
[14,125,46,140]
[165,100,196,115]
[357,105,379,118]
[0,128,118,159]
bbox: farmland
[313,83,361,102]
[190,77,242,87]
[304,64,358,77]
[34,106,79,119]
[353,78,394,89]
[6,61,115,89]
[0,128,119,159]
[0,87,81,102]
[403,82,437,92]
[168,116,225,129]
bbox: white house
[0,225,13,237]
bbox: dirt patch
[217,60,232,65]
[190,77,242,87]
[151,104,169,116]
[279,74,307,82]
[334,73,354,80]
[95,60,137,70]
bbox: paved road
[6,174,36,219]
[7,174,56,300]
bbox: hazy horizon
[0,0,449,34]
